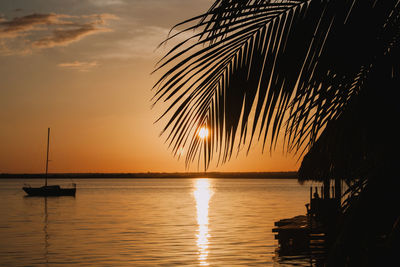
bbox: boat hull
[23,186,76,196]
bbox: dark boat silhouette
[23,184,76,196]
[22,128,76,197]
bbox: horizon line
[0,171,298,179]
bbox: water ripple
[0,178,315,266]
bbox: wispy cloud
[58,61,99,71]
[88,0,125,6]
[0,13,56,38]
[33,24,110,48]
[98,26,191,60]
[0,13,117,54]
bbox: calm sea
[0,178,320,266]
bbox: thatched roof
[298,58,398,183]
[298,114,369,183]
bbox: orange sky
[0,0,300,173]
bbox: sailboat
[23,128,76,196]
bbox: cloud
[33,24,109,48]
[100,26,167,59]
[0,13,56,38]
[88,0,125,6]
[58,60,99,71]
[0,13,117,54]
[98,26,192,60]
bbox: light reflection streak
[194,179,213,266]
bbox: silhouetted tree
[154,1,400,265]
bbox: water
[0,178,318,266]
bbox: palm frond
[153,0,400,169]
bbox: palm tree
[153,0,400,265]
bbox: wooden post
[335,177,342,203]
[323,179,330,199]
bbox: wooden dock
[273,215,327,255]
[273,186,341,259]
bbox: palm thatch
[298,48,400,184]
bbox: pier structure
[273,184,341,257]
[273,215,326,256]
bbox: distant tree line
[0,172,297,179]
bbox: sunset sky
[0,0,299,173]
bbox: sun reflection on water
[193,179,213,266]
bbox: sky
[0,0,300,173]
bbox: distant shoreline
[0,171,297,179]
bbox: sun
[198,127,209,139]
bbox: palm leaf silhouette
[153,0,400,169]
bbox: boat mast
[45,128,50,186]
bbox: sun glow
[198,127,209,139]
[193,179,213,266]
